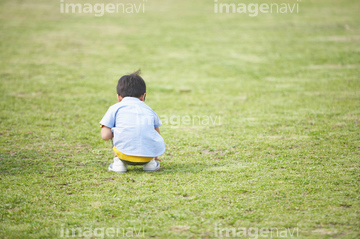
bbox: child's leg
[111,138,120,159]
[108,139,127,173]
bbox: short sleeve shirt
[100,97,165,157]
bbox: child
[99,70,165,173]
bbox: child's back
[100,70,165,173]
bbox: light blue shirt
[100,97,165,157]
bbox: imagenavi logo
[214,0,301,17]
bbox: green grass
[0,0,359,238]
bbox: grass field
[1,0,360,238]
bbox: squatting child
[99,70,165,173]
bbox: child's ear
[139,93,146,102]
[117,94,123,102]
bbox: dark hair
[116,70,146,98]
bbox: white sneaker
[108,157,127,173]
[143,159,160,172]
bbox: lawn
[0,0,359,238]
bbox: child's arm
[101,126,113,140]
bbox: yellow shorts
[113,147,153,165]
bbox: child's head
[117,70,146,100]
